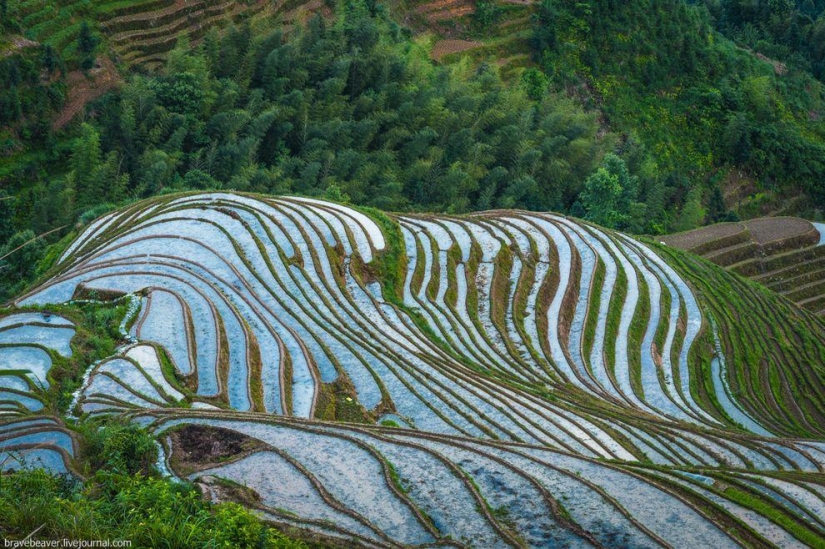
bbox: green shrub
[0,469,307,548]
[78,420,158,476]
[0,415,307,547]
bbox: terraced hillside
[5,0,290,68]
[663,217,825,316]
[0,312,78,474]
[7,0,531,72]
[407,0,536,77]
[5,193,825,546]
[100,0,272,69]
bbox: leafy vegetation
[531,0,825,226]
[0,42,65,156]
[5,0,825,301]
[1,2,614,300]
[3,0,825,546]
[85,12,603,212]
[0,422,307,547]
[697,0,825,81]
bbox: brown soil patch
[743,217,814,245]
[721,168,758,203]
[416,0,470,13]
[664,217,817,254]
[104,0,187,28]
[415,0,475,23]
[660,222,745,251]
[53,56,121,130]
[427,5,474,21]
[168,424,265,475]
[282,0,324,25]
[664,217,824,313]
[431,39,481,60]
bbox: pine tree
[71,124,103,207]
[706,186,730,224]
[42,45,59,75]
[78,22,99,70]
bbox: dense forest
[1,3,614,299]
[697,0,825,79]
[1,0,825,300]
[532,0,825,223]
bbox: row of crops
[8,0,527,72]
[3,193,825,546]
[7,0,269,67]
[0,312,74,414]
[663,217,825,316]
[138,410,825,547]
[0,313,77,473]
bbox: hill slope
[663,217,825,315]
[3,0,825,259]
[3,193,825,546]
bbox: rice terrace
[4,0,825,547]
[0,192,824,547]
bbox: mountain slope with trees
[3,0,825,297]
[531,0,825,226]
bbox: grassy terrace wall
[655,241,825,439]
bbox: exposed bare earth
[662,217,817,251]
[430,39,482,60]
[661,222,746,251]
[746,217,815,244]
[665,216,825,314]
[168,423,265,475]
[53,56,122,130]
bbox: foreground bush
[0,422,307,548]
